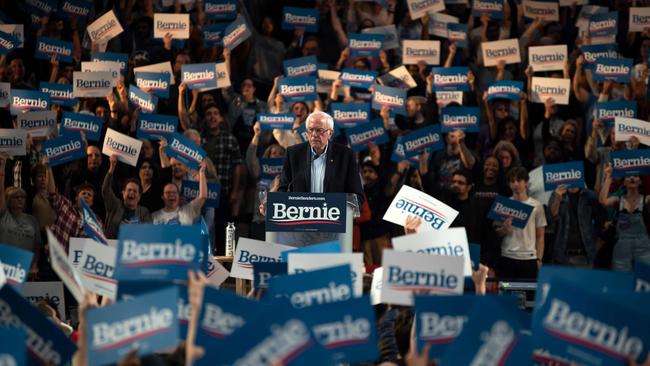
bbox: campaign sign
[73,71,115,98]
[128,84,158,113]
[16,110,56,138]
[76,238,117,299]
[596,101,637,128]
[114,224,201,281]
[41,132,86,167]
[278,76,317,102]
[91,52,128,74]
[339,69,377,89]
[283,55,318,78]
[80,199,108,245]
[523,0,559,21]
[102,128,142,167]
[223,16,251,50]
[0,30,19,55]
[615,117,650,146]
[402,40,441,65]
[87,10,123,43]
[10,89,50,115]
[257,113,294,130]
[392,227,472,277]
[86,287,178,366]
[280,241,341,262]
[230,238,293,280]
[22,281,66,322]
[481,38,521,67]
[361,24,399,50]
[61,0,91,17]
[381,250,464,305]
[39,82,77,107]
[401,124,443,158]
[543,161,586,191]
[35,36,73,63]
[282,6,319,32]
[267,265,354,308]
[592,57,633,83]
[472,0,504,19]
[204,0,238,20]
[429,12,458,38]
[154,13,189,39]
[0,24,24,48]
[486,80,524,101]
[447,23,468,48]
[406,0,444,19]
[580,44,619,68]
[47,229,87,303]
[253,262,288,290]
[135,71,170,98]
[440,106,480,133]
[287,253,364,297]
[301,296,378,364]
[202,22,228,46]
[431,66,469,92]
[378,65,417,90]
[589,11,618,39]
[372,84,406,115]
[164,132,206,171]
[0,129,26,156]
[266,192,346,233]
[529,44,567,72]
[488,195,534,229]
[346,118,389,151]
[635,261,650,292]
[80,61,120,84]
[530,77,571,105]
[61,111,103,141]
[180,180,221,209]
[205,255,230,288]
[136,112,178,140]
[0,244,33,291]
[611,150,650,177]
[134,61,175,85]
[331,102,370,128]
[630,7,650,32]
[0,328,25,366]
[0,82,9,108]
[348,33,384,57]
[181,63,218,90]
[383,185,459,232]
[259,157,284,180]
[0,285,77,366]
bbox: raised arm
[102,155,121,212]
[246,123,261,181]
[191,161,208,215]
[598,163,620,207]
[572,55,590,103]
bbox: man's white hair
[305,111,334,130]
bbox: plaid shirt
[202,130,241,196]
[49,193,103,253]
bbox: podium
[264,192,360,252]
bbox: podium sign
[266,192,347,233]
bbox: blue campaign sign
[257,113,295,130]
[486,80,524,101]
[0,30,19,55]
[581,43,619,68]
[204,0,238,20]
[593,57,633,83]
[488,195,534,229]
[39,82,78,107]
[611,150,650,177]
[346,118,389,151]
[180,180,221,208]
[267,265,354,309]
[114,224,202,281]
[80,199,108,245]
[10,89,50,115]
[223,16,252,50]
[280,241,341,262]
[283,55,318,77]
[253,262,288,290]
[401,124,443,158]
[596,100,637,128]
[86,287,179,366]
[135,71,170,98]
[543,161,586,191]
[472,0,504,19]
[372,84,407,115]
[0,243,33,291]
[390,135,420,167]
[331,102,371,128]
[589,11,618,39]
[176,285,190,338]
[447,23,468,48]
[266,192,347,233]
[431,67,469,92]
[635,261,650,292]
[164,132,207,171]
[181,63,218,90]
[338,69,377,89]
[348,33,384,57]
[41,132,86,167]
[202,22,228,46]
[61,0,92,17]
[35,36,73,63]
[0,328,26,366]
[300,296,378,364]
[0,285,77,366]
[259,157,284,180]
[469,243,480,271]
[22,0,57,15]
[282,6,319,32]
[128,85,158,113]
[136,112,178,140]
[440,106,480,132]
[115,281,171,301]
[91,52,128,74]
[61,111,103,141]
[278,76,317,102]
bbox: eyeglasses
[307,128,331,136]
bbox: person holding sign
[599,164,650,271]
[153,161,207,225]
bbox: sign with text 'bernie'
[259,157,284,180]
[42,132,86,167]
[86,287,178,366]
[115,224,202,281]
[629,7,650,32]
[0,30,19,55]
[135,71,170,98]
[406,0,444,19]
[543,161,585,191]
[346,118,389,151]
[488,195,534,229]
[181,63,218,90]
[87,10,123,43]
[615,117,650,147]
[372,84,406,115]
[481,38,521,67]
[414,295,475,358]
[472,0,504,19]
[61,111,103,141]
[529,44,567,72]
[523,0,559,22]
[181,180,221,208]
[81,61,120,83]
[74,237,117,299]
[204,0,238,20]
[597,100,637,128]
[589,11,618,40]
[383,185,459,232]
[447,23,468,48]
[278,76,317,103]
[331,102,370,128]
[431,66,469,92]
[611,149,650,177]
[283,55,318,78]
[61,0,92,17]
[0,285,77,366]
[282,6,319,32]
[39,82,78,107]
[401,124,443,158]
[102,128,142,167]
[0,328,26,366]
[0,243,33,291]
[223,16,252,50]
[348,33,384,57]
[257,113,294,130]
[288,253,364,298]
[402,40,441,65]
[91,52,128,74]
[253,262,288,291]
[440,106,480,133]
[230,238,293,280]
[17,110,57,138]
[136,112,178,140]
[35,36,73,63]
[266,192,347,233]
[164,132,206,171]
[0,24,23,49]
[73,71,115,98]
[486,80,524,101]
[530,77,571,105]
[134,61,176,85]
[339,69,377,89]
[0,129,26,156]
[635,261,650,292]
[10,89,50,115]
[154,13,189,39]
[581,43,618,68]
[202,22,228,46]
[592,57,633,83]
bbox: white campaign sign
[380,249,464,305]
[0,128,26,156]
[317,69,341,94]
[102,128,143,167]
[392,227,472,277]
[73,71,115,98]
[287,253,364,297]
[230,238,293,280]
[435,91,463,107]
[481,38,521,67]
[206,256,229,287]
[154,13,190,39]
[406,0,445,19]
[528,44,567,72]
[522,0,559,21]
[615,117,650,146]
[75,239,117,299]
[629,7,650,32]
[370,267,383,306]
[22,281,66,321]
[402,40,441,65]
[378,65,418,90]
[81,61,121,83]
[530,77,571,105]
[429,12,458,38]
[17,111,57,138]
[87,10,123,43]
[47,229,86,303]
[362,25,399,50]
[134,61,176,85]
[383,185,459,232]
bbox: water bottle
[225,222,236,257]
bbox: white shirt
[310,143,328,193]
[152,203,199,225]
[501,197,547,260]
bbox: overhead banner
[372,84,406,115]
[488,195,534,229]
[266,192,347,233]
[73,71,115,98]
[481,38,521,66]
[283,55,318,78]
[42,132,86,167]
[440,106,480,132]
[331,102,370,128]
[164,132,206,171]
[611,149,650,177]
[530,77,571,105]
[61,111,103,141]
[615,117,650,146]
[282,6,319,32]
[528,44,567,72]
[0,128,26,156]
[154,13,190,39]
[87,10,123,43]
[136,112,178,140]
[348,33,384,57]
[346,118,389,151]
[16,110,57,138]
[40,82,78,107]
[522,0,559,21]
[543,161,586,191]
[402,40,441,65]
[230,238,292,280]
[431,66,469,92]
[383,185,459,232]
[102,128,142,167]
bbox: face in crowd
[122,181,141,210]
[306,113,333,155]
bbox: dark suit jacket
[278,142,364,203]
